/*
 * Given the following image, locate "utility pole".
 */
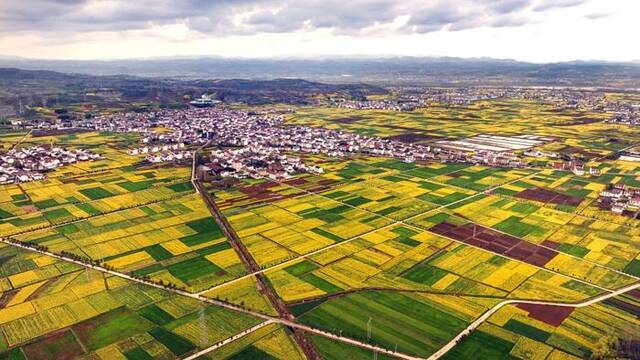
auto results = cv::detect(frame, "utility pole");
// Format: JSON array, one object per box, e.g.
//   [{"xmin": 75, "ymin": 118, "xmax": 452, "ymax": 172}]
[
  {"xmin": 367, "ymin": 317, "xmax": 372, "ymax": 341},
  {"xmin": 199, "ymin": 302, "xmax": 207, "ymax": 348}
]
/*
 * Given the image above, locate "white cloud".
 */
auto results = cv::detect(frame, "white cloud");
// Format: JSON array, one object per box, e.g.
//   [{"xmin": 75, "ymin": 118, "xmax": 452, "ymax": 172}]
[{"xmin": 0, "ymin": 0, "xmax": 636, "ymax": 62}]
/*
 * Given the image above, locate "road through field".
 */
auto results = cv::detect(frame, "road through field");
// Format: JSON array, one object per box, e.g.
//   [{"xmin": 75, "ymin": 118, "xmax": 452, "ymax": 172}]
[
  {"xmin": 195, "ymin": 179, "xmax": 323, "ymax": 360},
  {"xmin": 269, "ymin": 169, "xmax": 627, "ymax": 292},
  {"xmin": 182, "ymin": 320, "xmax": 274, "ymax": 360},
  {"xmin": 0, "ymin": 238, "xmax": 421, "ymax": 360},
  {"xmin": 3, "ymin": 230, "xmax": 639, "ymax": 360},
  {"xmin": 194, "ymin": 167, "xmax": 548, "ymax": 296},
  {"xmin": 428, "ymin": 281, "xmax": 640, "ymax": 360}
]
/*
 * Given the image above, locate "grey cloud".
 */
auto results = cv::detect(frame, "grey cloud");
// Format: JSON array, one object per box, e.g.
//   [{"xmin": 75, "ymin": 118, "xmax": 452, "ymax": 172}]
[
  {"xmin": 533, "ymin": 0, "xmax": 587, "ymax": 12},
  {"xmin": 584, "ymin": 12, "xmax": 612, "ymax": 20},
  {"xmin": 0, "ymin": 0, "xmax": 592, "ymax": 36}
]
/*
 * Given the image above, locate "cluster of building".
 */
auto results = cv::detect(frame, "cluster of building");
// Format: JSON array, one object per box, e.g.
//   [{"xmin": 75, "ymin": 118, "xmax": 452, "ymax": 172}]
[
  {"xmin": 551, "ymin": 160, "xmax": 601, "ymax": 177},
  {"xmin": 20, "ymin": 100, "xmax": 628, "ymax": 182},
  {"xmin": 326, "ymin": 87, "xmax": 633, "ymax": 116},
  {"xmin": 73, "ymin": 107, "xmax": 568, "ymax": 178},
  {"xmin": 599, "ymin": 184, "xmax": 640, "ymax": 216},
  {"xmin": 605, "ymin": 103, "xmax": 640, "ymax": 126},
  {"xmin": 330, "ymin": 98, "xmax": 424, "ymax": 111},
  {"xmin": 618, "ymin": 149, "xmax": 640, "ymax": 162},
  {"xmin": 146, "ymin": 151, "xmax": 192, "ymax": 163},
  {"xmin": 82, "ymin": 111, "xmax": 158, "ymax": 134},
  {"xmin": 205, "ymin": 146, "xmax": 323, "ymax": 180},
  {"xmin": 126, "ymin": 143, "xmax": 191, "ymax": 163},
  {"xmin": 422, "ymin": 88, "xmax": 507, "ymax": 105},
  {"xmin": 0, "ymin": 146, "xmax": 101, "ymax": 184}
]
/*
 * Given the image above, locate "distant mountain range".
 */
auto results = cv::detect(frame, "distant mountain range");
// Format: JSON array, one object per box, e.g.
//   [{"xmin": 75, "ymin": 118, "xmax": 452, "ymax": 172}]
[
  {"xmin": 1, "ymin": 56, "xmax": 639, "ymax": 87},
  {"xmin": 0, "ymin": 68, "xmax": 386, "ymax": 115}
]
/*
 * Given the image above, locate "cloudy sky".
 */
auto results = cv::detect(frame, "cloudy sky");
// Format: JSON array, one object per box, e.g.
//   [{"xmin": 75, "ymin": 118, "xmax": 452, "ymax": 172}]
[{"xmin": 0, "ymin": 0, "xmax": 637, "ymax": 62}]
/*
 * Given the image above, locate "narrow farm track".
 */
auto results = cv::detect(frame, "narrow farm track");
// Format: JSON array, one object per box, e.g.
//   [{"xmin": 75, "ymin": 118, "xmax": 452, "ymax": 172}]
[
  {"xmin": 194, "ymin": 169, "xmax": 549, "ymax": 296},
  {"xmin": 2, "ymin": 188, "xmax": 193, "ymax": 239},
  {"xmin": 9, "ymin": 129, "xmax": 32, "ymax": 151},
  {"xmin": 195, "ymin": 180, "xmax": 322, "ymax": 360},
  {"xmin": 182, "ymin": 320, "xmax": 275, "ymax": 360},
  {"xmin": 2, "ymin": 188, "xmax": 638, "ymax": 360},
  {"xmin": 0, "ymin": 238, "xmax": 421, "ymax": 360},
  {"xmin": 287, "ymin": 286, "xmax": 507, "ymax": 308},
  {"xmin": 428, "ymin": 281, "xmax": 640, "ymax": 360},
  {"xmin": 0, "ymin": 177, "xmax": 192, "ymax": 225},
  {"xmin": 269, "ymin": 170, "xmax": 631, "ymax": 292}
]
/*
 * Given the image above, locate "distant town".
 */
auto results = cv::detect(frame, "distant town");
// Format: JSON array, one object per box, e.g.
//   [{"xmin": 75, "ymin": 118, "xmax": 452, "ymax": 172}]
[{"xmin": 3, "ymin": 86, "xmax": 638, "ymax": 185}]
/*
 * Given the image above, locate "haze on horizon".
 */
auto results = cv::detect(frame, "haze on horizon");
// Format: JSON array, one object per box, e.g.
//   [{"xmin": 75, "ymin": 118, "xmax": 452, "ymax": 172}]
[{"xmin": 0, "ymin": 0, "xmax": 637, "ymax": 63}]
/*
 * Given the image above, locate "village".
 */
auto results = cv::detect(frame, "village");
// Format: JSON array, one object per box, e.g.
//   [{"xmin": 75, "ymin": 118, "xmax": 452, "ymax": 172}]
[
  {"xmin": 599, "ymin": 183, "xmax": 640, "ymax": 218},
  {"xmin": 0, "ymin": 145, "xmax": 101, "ymax": 184},
  {"xmin": 19, "ymin": 105, "xmax": 604, "ymax": 181},
  {"xmin": 69, "ymin": 107, "xmax": 591, "ymax": 180},
  {"xmin": 8, "ymin": 94, "xmax": 627, "ymax": 183}
]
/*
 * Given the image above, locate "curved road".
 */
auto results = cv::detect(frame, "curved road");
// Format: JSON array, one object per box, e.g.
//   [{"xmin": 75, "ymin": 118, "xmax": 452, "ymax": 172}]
[
  {"xmin": 3, "ymin": 238, "xmax": 638, "ymax": 360},
  {"xmin": 0, "ymin": 238, "xmax": 419, "ymax": 360},
  {"xmin": 428, "ymin": 281, "xmax": 640, "ymax": 360}
]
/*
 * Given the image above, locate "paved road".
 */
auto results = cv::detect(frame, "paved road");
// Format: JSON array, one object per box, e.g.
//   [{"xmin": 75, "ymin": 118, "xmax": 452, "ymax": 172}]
[
  {"xmin": 191, "ymin": 150, "xmax": 200, "ymax": 194},
  {"xmin": 271, "ymin": 169, "xmax": 626, "ymax": 292},
  {"xmin": 195, "ymin": 180, "xmax": 322, "ymax": 360},
  {"xmin": 427, "ymin": 281, "xmax": 640, "ymax": 360},
  {"xmin": 9, "ymin": 129, "xmax": 32, "ymax": 151},
  {"xmin": 0, "ymin": 238, "xmax": 418, "ymax": 360},
  {"xmin": 183, "ymin": 320, "xmax": 274, "ymax": 360},
  {"xmin": 6, "ymin": 236, "xmax": 636, "ymax": 360},
  {"xmin": 195, "ymin": 168, "xmax": 546, "ymax": 296}
]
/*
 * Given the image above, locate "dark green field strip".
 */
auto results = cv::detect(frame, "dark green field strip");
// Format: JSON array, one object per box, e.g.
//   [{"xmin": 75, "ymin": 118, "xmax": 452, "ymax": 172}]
[
  {"xmin": 300, "ymin": 273, "xmax": 344, "ymax": 294},
  {"xmin": 310, "ymin": 228, "xmax": 344, "ymax": 242},
  {"xmin": 441, "ymin": 331, "xmax": 517, "ymax": 360},
  {"xmin": 403, "ymin": 264, "xmax": 449, "ymax": 286},
  {"xmin": 310, "ymin": 334, "xmax": 396, "ymax": 360},
  {"xmin": 166, "ymin": 256, "xmax": 225, "ymax": 283},
  {"xmin": 123, "ymin": 347, "xmax": 154, "ymax": 360},
  {"xmin": 284, "ymin": 260, "xmax": 319, "ymax": 277},
  {"xmin": 149, "ymin": 328, "xmax": 196, "ymax": 356},
  {"xmin": 0, "ymin": 348, "xmax": 26, "ymax": 360},
  {"xmin": 503, "ymin": 319, "xmax": 551, "ymax": 342},
  {"xmin": 72, "ymin": 307, "xmax": 155, "ymax": 351},
  {"xmin": 334, "ymin": 162, "xmax": 387, "ymax": 180},
  {"xmin": 180, "ymin": 217, "xmax": 225, "ymax": 247},
  {"xmin": 137, "ymin": 304, "xmax": 175, "ymax": 326},
  {"xmin": 300, "ymin": 291, "xmax": 469, "ymax": 357},
  {"xmin": 145, "ymin": 244, "xmax": 174, "ymax": 261},
  {"xmin": 291, "ymin": 299, "xmax": 327, "ymax": 317},
  {"xmin": 79, "ymin": 187, "xmax": 114, "ymax": 200},
  {"xmin": 624, "ymin": 259, "xmax": 640, "ymax": 277},
  {"xmin": 419, "ymin": 191, "xmax": 470, "ymax": 206},
  {"xmin": 167, "ymin": 181, "xmax": 193, "ymax": 192},
  {"xmin": 228, "ymin": 345, "xmax": 276, "ymax": 360},
  {"xmin": 493, "ymin": 216, "xmax": 546, "ymax": 238},
  {"xmin": 196, "ymin": 241, "xmax": 232, "ymax": 256},
  {"xmin": 33, "ymin": 199, "xmax": 59, "ymax": 210}
]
